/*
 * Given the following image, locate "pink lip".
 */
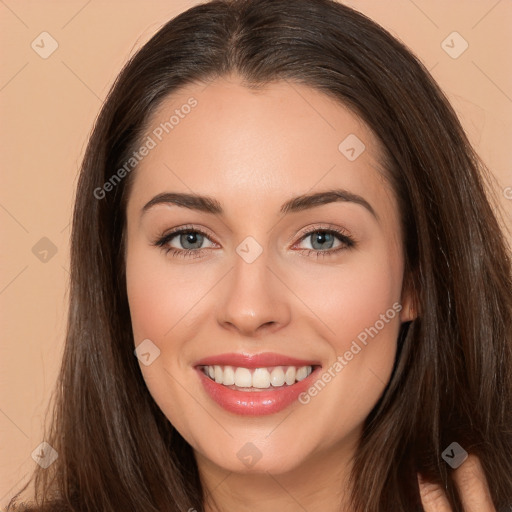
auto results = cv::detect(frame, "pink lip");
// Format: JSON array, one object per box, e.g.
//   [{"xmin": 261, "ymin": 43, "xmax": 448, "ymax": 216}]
[
  {"xmin": 193, "ymin": 352, "xmax": 322, "ymax": 416},
  {"xmin": 194, "ymin": 352, "xmax": 321, "ymax": 368}
]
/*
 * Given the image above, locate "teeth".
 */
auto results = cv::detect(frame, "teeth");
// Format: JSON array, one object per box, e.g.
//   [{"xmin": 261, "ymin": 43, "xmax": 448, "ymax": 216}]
[
  {"xmin": 285, "ymin": 366, "xmax": 295, "ymax": 385},
  {"xmin": 201, "ymin": 365, "xmax": 314, "ymax": 389},
  {"xmin": 270, "ymin": 367, "xmax": 285, "ymax": 386},
  {"xmin": 252, "ymin": 368, "xmax": 271, "ymax": 388},
  {"xmin": 234, "ymin": 367, "xmax": 252, "ymax": 387},
  {"xmin": 223, "ymin": 365, "xmax": 235, "ymax": 385},
  {"xmin": 295, "ymin": 366, "xmax": 309, "ymax": 381}
]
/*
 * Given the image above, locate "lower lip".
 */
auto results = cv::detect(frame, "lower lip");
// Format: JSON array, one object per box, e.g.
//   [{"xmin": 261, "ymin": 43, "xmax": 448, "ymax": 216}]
[{"xmin": 195, "ymin": 367, "xmax": 321, "ymax": 416}]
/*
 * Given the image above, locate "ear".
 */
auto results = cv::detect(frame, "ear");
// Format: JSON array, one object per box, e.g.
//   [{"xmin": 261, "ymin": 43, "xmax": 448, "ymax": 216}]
[{"xmin": 400, "ymin": 273, "xmax": 419, "ymax": 323}]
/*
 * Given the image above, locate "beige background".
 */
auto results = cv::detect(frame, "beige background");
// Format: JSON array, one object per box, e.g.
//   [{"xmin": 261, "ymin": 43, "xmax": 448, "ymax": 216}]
[{"xmin": 1, "ymin": 0, "xmax": 511, "ymax": 506}]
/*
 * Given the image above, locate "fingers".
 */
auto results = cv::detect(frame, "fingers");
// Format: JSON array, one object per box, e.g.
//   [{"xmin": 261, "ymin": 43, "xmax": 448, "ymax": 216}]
[
  {"xmin": 418, "ymin": 473, "xmax": 451, "ymax": 512},
  {"xmin": 418, "ymin": 454, "xmax": 496, "ymax": 512},
  {"xmin": 452, "ymin": 454, "xmax": 495, "ymax": 512}
]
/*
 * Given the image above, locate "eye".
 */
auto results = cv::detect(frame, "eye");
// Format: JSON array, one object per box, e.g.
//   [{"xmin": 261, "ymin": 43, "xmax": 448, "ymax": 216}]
[
  {"xmin": 152, "ymin": 225, "xmax": 216, "ymax": 258},
  {"xmin": 152, "ymin": 224, "xmax": 356, "ymax": 259},
  {"xmin": 293, "ymin": 225, "xmax": 356, "ymax": 258}
]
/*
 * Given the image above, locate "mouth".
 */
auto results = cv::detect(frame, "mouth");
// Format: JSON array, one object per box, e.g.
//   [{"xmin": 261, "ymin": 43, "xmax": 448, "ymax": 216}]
[
  {"xmin": 193, "ymin": 353, "xmax": 322, "ymax": 416},
  {"xmin": 198, "ymin": 364, "xmax": 319, "ymax": 391}
]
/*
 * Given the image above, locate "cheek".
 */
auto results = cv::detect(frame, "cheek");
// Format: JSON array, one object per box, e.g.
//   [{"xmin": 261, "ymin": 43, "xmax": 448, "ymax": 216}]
[
  {"xmin": 294, "ymin": 243, "xmax": 404, "ymax": 435},
  {"xmin": 125, "ymin": 248, "xmax": 206, "ymax": 434},
  {"xmin": 125, "ymin": 245, "xmax": 208, "ymax": 342},
  {"xmin": 126, "ymin": 259, "xmax": 170, "ymax": 342},
  {"xmin": 296, "ymin": 244, "xmax": 403, "ymax": 352}
]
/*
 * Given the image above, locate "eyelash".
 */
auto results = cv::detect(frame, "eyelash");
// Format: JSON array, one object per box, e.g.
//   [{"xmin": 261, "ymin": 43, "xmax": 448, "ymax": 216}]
[{"xmin": 152, "ymin": 224, "xmax": 357, "ymax": 260}]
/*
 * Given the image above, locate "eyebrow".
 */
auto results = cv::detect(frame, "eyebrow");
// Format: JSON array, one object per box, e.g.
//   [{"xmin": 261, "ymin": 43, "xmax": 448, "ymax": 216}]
[{"xmin": 141, "ymin": 189, "xmax": 378, "ymax": 221}]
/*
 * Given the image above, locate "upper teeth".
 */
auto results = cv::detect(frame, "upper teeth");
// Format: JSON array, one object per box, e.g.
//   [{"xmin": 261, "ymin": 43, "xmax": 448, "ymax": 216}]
[{"xmin": 202, "ymin": 365, "xmax": 313, "ymax": 388}]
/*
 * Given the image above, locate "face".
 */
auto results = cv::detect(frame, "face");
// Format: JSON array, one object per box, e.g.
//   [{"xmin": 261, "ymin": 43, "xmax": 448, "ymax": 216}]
[{"xmin": 124, "ymin": 75, "xmax": 414, "ymax": 477}]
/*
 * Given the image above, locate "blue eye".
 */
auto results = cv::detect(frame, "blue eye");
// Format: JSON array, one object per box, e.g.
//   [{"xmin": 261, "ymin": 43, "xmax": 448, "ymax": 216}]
[
  {"xmin": 293, "ymin": 227, "xmax": 356, "ymax": 259},
  {"xmin": 173, "ymin": 231, "xmax": 206, "ymax": 250},
  {"xmin": 301, "ymin": 231, "xmax": 345, "ymax": 250},
  {"xmin": 153, "ymin": 225, "xmax": 356, "ymax": 259},
  {"xmin": 153, "ymin": 226, "xmax": 215, "ymax": 258}
]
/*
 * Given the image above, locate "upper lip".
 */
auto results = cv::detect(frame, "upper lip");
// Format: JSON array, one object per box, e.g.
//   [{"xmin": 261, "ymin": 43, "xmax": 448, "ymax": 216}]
[{"xmin": 194, "ymin": 352, "xmax": 321, "ymax": 369}]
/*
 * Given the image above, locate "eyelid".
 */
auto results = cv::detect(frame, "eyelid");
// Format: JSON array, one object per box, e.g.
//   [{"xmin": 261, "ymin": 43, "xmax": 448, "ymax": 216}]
[
  {"xmin": 291, "ymin": 223, "xmax": 355, "ymax": 246},
  {"xmin": 152, "ymin": 224, "xmax": 219, "ymax": 248},
  {"xmin": 153, "ymin": 222, "xmax": 356, "ymax": 255}
]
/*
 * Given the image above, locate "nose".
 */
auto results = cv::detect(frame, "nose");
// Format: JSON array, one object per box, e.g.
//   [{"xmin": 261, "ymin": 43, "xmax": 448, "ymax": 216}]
[{"xmin": 216, "ymin": 249, "xmax": 292, "ymax": 337}]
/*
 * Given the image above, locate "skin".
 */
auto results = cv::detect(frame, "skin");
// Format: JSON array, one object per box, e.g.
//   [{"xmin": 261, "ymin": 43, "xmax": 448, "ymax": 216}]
[
  {"xmin": 124, "ymin": 75, "xmax": 495, "ymax": 511},
  {"xmin": 419, "ymin": 455, "xmax": 495, "ymax": 511}
]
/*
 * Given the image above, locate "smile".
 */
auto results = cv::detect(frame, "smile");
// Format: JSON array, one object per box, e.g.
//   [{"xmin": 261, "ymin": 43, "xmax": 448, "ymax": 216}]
[
  {"xmin": 194, "ymin": 352, "xmax": 322, "ymax": 416},
  {"xmin": 199, "ymin": 364, "xmax": 314, "ymax": 390}
]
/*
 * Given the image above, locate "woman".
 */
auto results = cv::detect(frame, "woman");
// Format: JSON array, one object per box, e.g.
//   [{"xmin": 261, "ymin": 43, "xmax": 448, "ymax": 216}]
[{"xmin": 8, "ymin": 0, "xmax": 512, "ymax": 510}]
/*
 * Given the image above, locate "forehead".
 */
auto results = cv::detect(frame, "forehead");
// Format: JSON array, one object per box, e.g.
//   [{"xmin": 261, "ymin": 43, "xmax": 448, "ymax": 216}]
[{"xmin": 127, "ymin": 76, "xmax": 396, "ymax": 224}]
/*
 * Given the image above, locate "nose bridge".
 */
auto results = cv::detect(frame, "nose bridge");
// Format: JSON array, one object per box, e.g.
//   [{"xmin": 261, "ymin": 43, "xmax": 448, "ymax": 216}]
[{"xmin": 217, "ymin": 239, "xmax": 291, "ymax": 335}]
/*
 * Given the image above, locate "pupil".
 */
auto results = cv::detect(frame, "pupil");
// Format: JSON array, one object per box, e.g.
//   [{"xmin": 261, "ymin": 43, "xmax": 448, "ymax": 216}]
[
  {"xmin": 313, "ymin": 232, "xmax": 333, "ymax": 250},
  {"xmin": 182, "ymin": 232, "xmax": 202, "ymax": 249}
]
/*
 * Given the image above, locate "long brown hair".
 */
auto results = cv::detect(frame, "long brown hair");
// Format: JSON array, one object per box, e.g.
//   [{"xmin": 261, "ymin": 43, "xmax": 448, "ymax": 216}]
[{"xmin": 8, "ymin": 0, "xmax": 512, "ymax": 510}]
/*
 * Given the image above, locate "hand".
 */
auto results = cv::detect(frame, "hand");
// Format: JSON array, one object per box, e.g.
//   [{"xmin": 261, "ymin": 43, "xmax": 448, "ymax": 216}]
[{"xmin": 418, "ymin": 454, "xmax": 496, "ymax": 511}]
